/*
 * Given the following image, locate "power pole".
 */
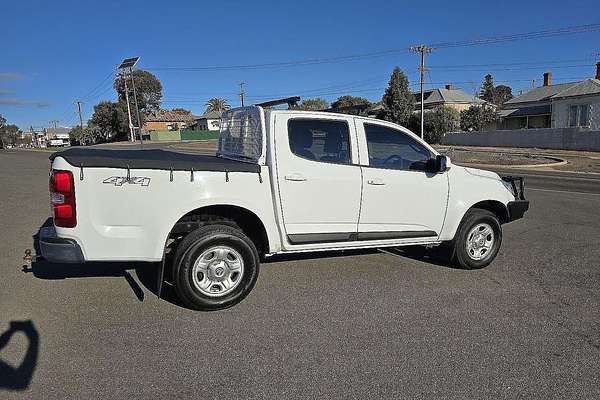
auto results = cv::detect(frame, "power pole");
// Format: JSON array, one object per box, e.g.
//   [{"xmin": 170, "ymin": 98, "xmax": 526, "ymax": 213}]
[
  {"xmin": 239, "ymin": 81, "xmax": 246, "ymax": 107},
  {"xmin": 409, "ymin": 45, "xmax": 434, "ymax": 140},
  {"xmin": 76, "ymin": 101, "xmax": 84, "ymax": 131},
  {"xmin": 122, "ymin": 71, "xmax": 134, "ymax": 142},
  {"xmin": 129, "ymin": 68, "xmax": 143, "ymax": 146}
]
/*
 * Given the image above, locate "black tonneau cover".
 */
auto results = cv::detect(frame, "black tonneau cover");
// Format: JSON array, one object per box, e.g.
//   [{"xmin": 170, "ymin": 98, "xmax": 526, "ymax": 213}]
[{"xmin": 49, "ymin": 148, "xmax": 260, "ymax": 173}]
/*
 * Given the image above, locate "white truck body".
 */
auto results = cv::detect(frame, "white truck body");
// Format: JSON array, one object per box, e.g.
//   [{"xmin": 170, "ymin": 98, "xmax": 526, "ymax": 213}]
[{"xmin": 44, "ymin": 107, "xmax": 526, "ymax": 263}]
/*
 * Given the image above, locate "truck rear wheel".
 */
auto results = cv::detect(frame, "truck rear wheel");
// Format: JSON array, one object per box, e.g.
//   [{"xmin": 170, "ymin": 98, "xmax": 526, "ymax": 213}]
[
  {"xmin": 173, "ymin": 224, "xmax": 260, "ymax": 310},
  {"xmin": 453, "ymin": 208, "xmax": 502, "ymax": 270}
]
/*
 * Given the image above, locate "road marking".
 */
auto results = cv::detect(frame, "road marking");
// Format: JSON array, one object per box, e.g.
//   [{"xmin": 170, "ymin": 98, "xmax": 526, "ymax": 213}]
[{"xmin": 529, "ymin": 188, "xmax": 600, "ymax": 196}]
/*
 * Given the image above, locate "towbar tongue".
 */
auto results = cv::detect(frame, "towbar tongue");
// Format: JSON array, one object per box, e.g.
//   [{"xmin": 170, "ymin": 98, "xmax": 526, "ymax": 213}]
[{"xmin": 502, "ymin": 176, "xmax": 526, "ymax": 200}]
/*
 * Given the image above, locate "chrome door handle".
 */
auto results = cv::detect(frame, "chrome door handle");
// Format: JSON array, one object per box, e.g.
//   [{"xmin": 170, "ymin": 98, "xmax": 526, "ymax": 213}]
[
  {"xmin": 367, "ymin": 178, "xmax": 385, "ymax": 185},
  {"xmin": 285, "ymin": 173, "xmax": 307, "ymax": 181}
]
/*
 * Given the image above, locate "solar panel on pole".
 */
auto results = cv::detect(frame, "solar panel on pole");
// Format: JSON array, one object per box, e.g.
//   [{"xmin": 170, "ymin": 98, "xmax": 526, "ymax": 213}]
[{"xmin": 118, "ymin": 57, "xmax": 139, "ymax": 70}]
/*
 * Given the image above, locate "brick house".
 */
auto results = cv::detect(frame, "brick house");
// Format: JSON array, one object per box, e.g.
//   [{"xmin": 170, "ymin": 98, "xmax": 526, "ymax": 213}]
[{"xmin": 144, "ymin": 111, "xmax": 198, "ymax": 132}]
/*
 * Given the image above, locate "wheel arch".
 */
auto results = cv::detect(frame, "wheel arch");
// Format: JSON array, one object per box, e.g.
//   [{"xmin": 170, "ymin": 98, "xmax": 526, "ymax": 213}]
[
  {"xmin": 441, "ymin": 199, "xmax": 510, "ymax": 242},
  {"xmin": 167, "ymin": 204, "xmax": 270, "ymax": 256},
  {"xmin": 469, "ymin": 200, "xmax": 510, "ymax": 224}
]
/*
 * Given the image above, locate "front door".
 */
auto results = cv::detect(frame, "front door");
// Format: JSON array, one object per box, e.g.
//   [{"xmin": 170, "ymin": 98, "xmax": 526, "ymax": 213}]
[
  {"xmin": 356, "ymin": 121, "xmax": 448, "ymax": 239},
  {"xmin": 275, "ymin": 114, "xmax": 362, "ymax": 244}
]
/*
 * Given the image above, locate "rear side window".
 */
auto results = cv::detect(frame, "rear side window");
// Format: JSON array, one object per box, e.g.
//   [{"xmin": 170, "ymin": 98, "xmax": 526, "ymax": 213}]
[
  {"xmin": 288, "ymin": 119, "xmax": 351, "ymax": 164},
  {"xmin": 364, "ymin": 123, "xmax": 432, "ymax": 171}
]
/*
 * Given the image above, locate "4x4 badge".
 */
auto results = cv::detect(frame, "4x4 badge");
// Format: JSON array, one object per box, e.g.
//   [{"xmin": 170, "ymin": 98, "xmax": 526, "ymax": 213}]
[{"xmin": 102, "ymin": 176, "xmax": 151, "ymax": 187}]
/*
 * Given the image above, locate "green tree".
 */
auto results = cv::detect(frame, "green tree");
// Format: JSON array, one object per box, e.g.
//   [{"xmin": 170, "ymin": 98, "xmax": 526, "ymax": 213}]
[
  {"xmin": 0, "ymin": 115, "xmax": 5, "ymax": 147},
  {"xmin": 292, "ymin": 98, "xmax": 329, "ymax": 111},
  {"xmin": 0, "ymin": 117, "xmax": 21, "ymax": 146},
  {"xmin": 479, "ymin": 75, "xmax": 514, "ymax": 106},
  {"xmin": 205, "ymin": 98, "xmax": 230, "ymax": 114},
  {"xmin": 460, "ymin": 104, "xmax": 500, "ymax": 132},
  {"xmin": 89, "ymin": 101, "xmax": 129, "ymax": 141},
  {"xmin": 68, "ymin": 125, "xmax": 98, "ymax": 145},
  {"xmin": 381, "ymin": 66, "xmax": 413, "ymax": 126},
  {"xmin": 480, "ymin": 74, "xmax": 495, "ymax": 103},
  {"xmin": 331, "ymin": 95, "xmax": 372, "ymax": 114},
  {"xmin": 493, "ymin": 84, "xmax": 513, "ymax": 106},
  {"xmin": 114, "ymin": 70, "xmax": 163, "ymax": 121},
  {"xmin": 409, "ymin": 106, "xmax": 460, "ymax": 143}
]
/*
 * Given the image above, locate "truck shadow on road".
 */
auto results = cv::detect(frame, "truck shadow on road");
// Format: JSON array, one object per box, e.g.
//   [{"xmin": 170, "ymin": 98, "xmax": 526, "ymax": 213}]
[
  {"xmin": 23, "ymin": 256, "xmax": 189, "ymax": 309},
  {"xmin": 24, "ymin": 220, "xmax": 187, "ymax": 308},
  {"xmin": 265, "ymin": 245, "xmax": 458, "ymax": 269},
  {"xmin": 0, "ymin": 320, "xmax": 39, "ymax": 391},
  {"xmin": 24, "ymin": 219, "xmax": 459, "ymax": 311}
]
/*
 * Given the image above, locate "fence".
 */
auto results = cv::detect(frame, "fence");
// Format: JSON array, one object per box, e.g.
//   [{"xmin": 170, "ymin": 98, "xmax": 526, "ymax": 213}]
[
  {"xmin": 180, "ymin": 130, "xmax": 220, "ymax": 140},
  {"xmin": 149, "ymin": 130, "xmax": 181, "ymax": 141},
  {"xmin": 147, "ymin": 129, "xmax": 219, "ymax": 141},
  {"xmin": 441, "ymin": 127, "xmax": 600, "ymax": 152}
]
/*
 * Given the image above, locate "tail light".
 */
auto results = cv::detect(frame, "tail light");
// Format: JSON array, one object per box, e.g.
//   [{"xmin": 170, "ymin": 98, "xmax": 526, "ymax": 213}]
[{"xmin": 49, "ymin": 170, "xmax": 76, "ymax": 228}]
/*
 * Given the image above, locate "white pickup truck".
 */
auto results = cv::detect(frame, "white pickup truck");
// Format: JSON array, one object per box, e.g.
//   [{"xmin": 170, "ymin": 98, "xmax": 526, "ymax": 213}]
[{"xmin": 40, "ymin": 105, "xmax": 529, "ymax": 310}]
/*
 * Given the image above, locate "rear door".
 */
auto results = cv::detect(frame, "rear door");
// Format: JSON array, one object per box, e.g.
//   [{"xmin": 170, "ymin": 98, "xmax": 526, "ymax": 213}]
[
  {"xmin": 356, "ymin": 120, "xmax": 448, "ymax": 239},
  {"xmin": 274, "ymin": 113, "xmax": 362, "ymax": 244}
]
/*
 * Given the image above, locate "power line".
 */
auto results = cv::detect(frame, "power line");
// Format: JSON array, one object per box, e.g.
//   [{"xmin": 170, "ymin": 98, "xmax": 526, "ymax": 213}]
[
  {"xmin": 145, "ymin": 49, "xmax": 407, "ymax": 72},
  {"xmin": 80, "ymin": 71, "xmax": 115, "ymax": 102},
  {"xmin": 431, "ymin": 64, "xmax": 593, "ymax": 72},
  {"xmin": 159, "ymin": 74, "xmax": 593, "ymax": 109},
  {"xmin": 429, "ymin": 23, "xmax": 600, "ymax": 49},
  {"xmin": 143, "ymin": 23, "xmax": 600, "ymax": 74},
  {"xmin": 50, "ymin": 70, "xmax": 116, "ymax": 128},
  {"xmin": 163, "ymin": 76, "xmax": 395, "ymax": 101},
  {"xmin": 429, "ymin": 57, "xmax": 594, "ymax": 69}
]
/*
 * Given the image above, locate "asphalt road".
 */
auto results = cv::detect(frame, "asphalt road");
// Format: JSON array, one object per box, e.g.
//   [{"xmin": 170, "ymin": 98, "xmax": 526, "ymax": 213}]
[{"xmin": 1, "ymin": 149, "xmax": 599, "ymax": 399}]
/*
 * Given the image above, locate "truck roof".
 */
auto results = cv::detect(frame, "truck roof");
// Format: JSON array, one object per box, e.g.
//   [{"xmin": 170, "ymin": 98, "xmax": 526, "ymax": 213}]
[{"xmin": 262, "ymin": 107, "xmax": 407, "ymax": 129}]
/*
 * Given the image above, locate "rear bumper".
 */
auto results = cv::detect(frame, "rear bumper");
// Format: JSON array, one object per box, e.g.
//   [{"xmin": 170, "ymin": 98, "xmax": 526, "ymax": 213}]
[
  {"xmin": 507, "ymin": 200, "xmax": 530, "ymax": 222},
  {"xmin": 39, "ymin": 226, "xmax": 85, "ymax": 263}
]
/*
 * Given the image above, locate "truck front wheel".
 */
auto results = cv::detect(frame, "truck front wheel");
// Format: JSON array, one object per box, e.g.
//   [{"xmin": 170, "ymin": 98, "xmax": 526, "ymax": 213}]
[
  {"xmin": 173, "ymin": 224, "xmax": 260, "ymax": 310},
  {"xmin": 453, "ymin": 208, "xmax": 502, "ymax": 270}
]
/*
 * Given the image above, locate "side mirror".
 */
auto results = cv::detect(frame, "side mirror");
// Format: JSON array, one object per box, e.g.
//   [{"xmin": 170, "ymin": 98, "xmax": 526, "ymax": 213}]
[{"xmin": 428, "ymin": 155, "xmax": 450, "ymax": 173}]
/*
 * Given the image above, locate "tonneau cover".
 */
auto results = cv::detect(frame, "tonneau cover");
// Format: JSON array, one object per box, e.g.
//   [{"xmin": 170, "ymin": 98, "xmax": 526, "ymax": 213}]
[{"xmin": 49, "ymin": 148, "xmax": 260, "ymax": 173}]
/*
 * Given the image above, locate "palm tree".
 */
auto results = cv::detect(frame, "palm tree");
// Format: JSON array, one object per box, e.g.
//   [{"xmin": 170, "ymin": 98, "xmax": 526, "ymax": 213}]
[{"xmin": 205, "ymin": 98, "xmax": 230, "ymax": 114}]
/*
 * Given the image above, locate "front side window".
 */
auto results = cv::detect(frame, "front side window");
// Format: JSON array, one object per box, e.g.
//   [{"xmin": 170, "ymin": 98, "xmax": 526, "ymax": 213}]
[
  {"xmin": 288, "ymin": 119, "xmax": 351, "ymax": 164},
  {"xmin": 364, "ymin": 123, "xmax": 432, "ymax": 171},
  {"xmin": 579, "ymin": 105, "xmax": 590, "ymax": 126},
  {"xmin": 569, "ymin": 104, "xmax": 591, "ymax": 127}
]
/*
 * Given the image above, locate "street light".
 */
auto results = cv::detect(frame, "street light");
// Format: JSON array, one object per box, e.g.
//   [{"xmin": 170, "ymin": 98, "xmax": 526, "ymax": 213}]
[{"xmin": 118, "ymin": 57, "xmax": 143, "ymax": 144}]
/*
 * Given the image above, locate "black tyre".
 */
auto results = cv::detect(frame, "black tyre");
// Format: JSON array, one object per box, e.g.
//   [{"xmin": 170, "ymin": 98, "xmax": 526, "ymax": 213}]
[
  {"xmin": 453, "ymin": 208, "xmax": 502, "ymax": 270},
  {"xmin": 173, "ymin": 224, "xmax": 260, "ymax": 311}
]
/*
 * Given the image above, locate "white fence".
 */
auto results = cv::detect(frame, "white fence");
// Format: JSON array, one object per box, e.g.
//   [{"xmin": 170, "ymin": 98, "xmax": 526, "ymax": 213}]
[{"xmin": 441, "ymin": 128, "xmax": 600, "ymax": 152}]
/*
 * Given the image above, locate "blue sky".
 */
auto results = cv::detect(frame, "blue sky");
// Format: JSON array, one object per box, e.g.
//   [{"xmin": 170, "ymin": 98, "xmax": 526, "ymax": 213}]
[{"xmin": 1, "ymin": 0, "xmax": 599, "ymax": 129}]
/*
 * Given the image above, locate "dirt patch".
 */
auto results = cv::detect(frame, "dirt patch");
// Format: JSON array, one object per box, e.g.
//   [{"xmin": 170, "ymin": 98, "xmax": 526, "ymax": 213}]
[
  {"xmin": 438, "ymin": 149, "xmax": 559, "ymax": 166},
  {"xmin": 436, "ymin": 145, "xmax": 600, "ymax": 173}
]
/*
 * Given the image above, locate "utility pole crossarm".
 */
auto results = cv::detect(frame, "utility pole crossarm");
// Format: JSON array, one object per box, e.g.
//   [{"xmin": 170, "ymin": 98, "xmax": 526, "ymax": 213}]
[{"xmin": 409, "ymin": 45, "xmax": 434, "ymax": 141}]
